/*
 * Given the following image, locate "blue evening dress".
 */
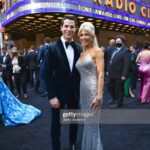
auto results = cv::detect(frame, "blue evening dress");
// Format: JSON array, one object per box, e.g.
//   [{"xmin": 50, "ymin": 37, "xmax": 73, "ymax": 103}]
[{"xmin": 0, "ymin": 77, "xmax": 41, "ymax": 126}]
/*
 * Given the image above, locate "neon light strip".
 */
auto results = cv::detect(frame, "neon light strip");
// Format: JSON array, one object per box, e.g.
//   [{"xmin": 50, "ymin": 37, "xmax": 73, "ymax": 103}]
[{"xmin": 2, "ymin": 0, "xmax": 150, "ymax": 29}]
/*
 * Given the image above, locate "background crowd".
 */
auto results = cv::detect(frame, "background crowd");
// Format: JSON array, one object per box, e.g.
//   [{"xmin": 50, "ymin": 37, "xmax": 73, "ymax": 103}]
[
  {"xmin": 0, "ymin": 37, "xmax": 51, "ymax": 99},
  {"xmin": 0, "ymin": 36, "xmax": 149, "ymax": 105},
  {"xmin": 0, "ymin": 17, "xmax": 150, "ymax": 150}
]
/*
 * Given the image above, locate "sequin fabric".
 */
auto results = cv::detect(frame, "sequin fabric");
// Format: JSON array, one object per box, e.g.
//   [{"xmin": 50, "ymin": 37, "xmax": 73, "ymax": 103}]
[
  {"xmin": 76, "ymin": 53, "xmax": 103, "ymax": 150},
  {"xmin": 0, "ymin": 78, "xmax": 41, "ymax": 126},
  {"xmin": 138, "ymin": 57, "xmax": 150, "ymax": 102}
]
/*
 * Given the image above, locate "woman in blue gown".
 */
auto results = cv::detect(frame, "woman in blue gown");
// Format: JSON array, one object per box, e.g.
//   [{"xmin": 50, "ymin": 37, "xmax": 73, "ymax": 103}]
[{"xmin": 0, "ymin": 77, "xmax": 41, "ymax": 126}]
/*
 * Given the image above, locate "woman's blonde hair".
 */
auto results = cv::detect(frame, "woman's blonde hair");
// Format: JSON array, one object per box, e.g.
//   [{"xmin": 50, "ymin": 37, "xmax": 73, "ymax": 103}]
[{"xmin": 78, "ymin": 22, "xmax": 99, "ymax": 47}]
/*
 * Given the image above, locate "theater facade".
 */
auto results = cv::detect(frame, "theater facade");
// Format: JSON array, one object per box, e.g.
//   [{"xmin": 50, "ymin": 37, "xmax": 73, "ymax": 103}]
[{"xmin": 1, "ymin": 0, "xmax": 150, "ymax": 49}]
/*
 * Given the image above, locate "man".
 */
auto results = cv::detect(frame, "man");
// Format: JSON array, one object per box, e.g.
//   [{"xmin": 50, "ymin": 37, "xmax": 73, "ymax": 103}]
[
  {"xmin": 46, "ymin": 16, "xmax": 82, "ymax": 150},
  {"xmin": 104, "ymin": 37, "xmax": 116, "ymax": 76},
  {"xmin": 0, "ymin": 47, "xmax": 14, "ymax": 92},
  {"xmin": 26, "ymin": 45, "xmax": 38, "ymax": 88},
  {"xmin": 38, "ymin": 37, "xmax": 51, "ymax": 97},
  {"xmin": 106, "ymin": 35, "xmax": 131, "ymax": 108}
]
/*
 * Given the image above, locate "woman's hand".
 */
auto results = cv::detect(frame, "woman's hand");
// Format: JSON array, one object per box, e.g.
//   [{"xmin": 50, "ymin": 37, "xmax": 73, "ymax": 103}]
[{"xmin": 90, "ymin": 98, "xmax": 101, "ymax": 111}]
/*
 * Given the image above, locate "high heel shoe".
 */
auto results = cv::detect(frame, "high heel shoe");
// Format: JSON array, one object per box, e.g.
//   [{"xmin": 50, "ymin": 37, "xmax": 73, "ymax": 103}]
[{"xmin": 129, "ymin": 87, "xmax": 135, "ymax": 98}]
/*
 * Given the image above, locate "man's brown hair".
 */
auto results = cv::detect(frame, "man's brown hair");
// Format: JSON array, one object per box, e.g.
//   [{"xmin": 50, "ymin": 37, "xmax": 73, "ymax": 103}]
[{"xmin": 61, "ymin": 15, "xmax": 77, "ymax": 27}]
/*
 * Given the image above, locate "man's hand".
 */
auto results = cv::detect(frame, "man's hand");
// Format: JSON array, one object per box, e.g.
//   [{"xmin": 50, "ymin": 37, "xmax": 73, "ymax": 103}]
[
  {"xmin": 49, "ymin": 97, "xmax": 60, "ymax": 108},
  {"xmin": 121, "ymin": 76, "xmax": 126, "ymax": 81}
]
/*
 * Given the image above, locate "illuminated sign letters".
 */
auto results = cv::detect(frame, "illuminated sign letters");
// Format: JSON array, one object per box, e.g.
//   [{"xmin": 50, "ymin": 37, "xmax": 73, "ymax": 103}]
[
  {"xmin": 3, "ymin": 0, "xmax": 150, "ymax": 29},
  {"xmin": 94, "ymin": 0, "xmax": 150, "ymax": 19}
]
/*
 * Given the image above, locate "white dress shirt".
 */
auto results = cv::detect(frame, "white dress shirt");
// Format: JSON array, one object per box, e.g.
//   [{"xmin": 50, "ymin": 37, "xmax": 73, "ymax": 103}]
[
  {"xmin": 3, "ymin": 53, "xmax": 8, "ymax": 63},
  {"xmin": 61, "ymin": 36, "xmax": 74, "ymax": 72}
]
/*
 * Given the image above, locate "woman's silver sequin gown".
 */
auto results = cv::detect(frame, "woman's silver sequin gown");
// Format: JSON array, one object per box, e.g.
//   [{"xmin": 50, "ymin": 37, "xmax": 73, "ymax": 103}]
[{"xmin": 76, "ymin": 53, "xmax": 103, "ymax": 150}]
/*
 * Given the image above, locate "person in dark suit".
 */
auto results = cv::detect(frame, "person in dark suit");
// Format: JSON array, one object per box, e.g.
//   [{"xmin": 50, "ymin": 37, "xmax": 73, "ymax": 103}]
[
  {"xmin": 104, "ymin": 37, "xmax": 116, "ymax": 76},
  {"xmin": 11, "ymin": 50, "xmax": 28, "ymax": 99},
  {"xmin": 26, "ymin": 45, "xmax": 38, "ymax": 88},
  {"xmin": 0, "ymin": 47, "xmax": 14, "ymax": 93},
  {"xmin": 106, "ymin": 35, "xmax": 131, "ymax": 108},
  {"xmin": 46, "ymin": 16, "xmax": 82, "ymax": 150},
  {"xmin": 38, "ymin": 37, "xmax": 51, "ymax": 97}
]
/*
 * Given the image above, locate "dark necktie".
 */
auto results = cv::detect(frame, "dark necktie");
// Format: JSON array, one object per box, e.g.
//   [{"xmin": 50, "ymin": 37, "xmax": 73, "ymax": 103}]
[{"xmin": 65, "ymin": 41, "xmax": 74, "ymax": 48}]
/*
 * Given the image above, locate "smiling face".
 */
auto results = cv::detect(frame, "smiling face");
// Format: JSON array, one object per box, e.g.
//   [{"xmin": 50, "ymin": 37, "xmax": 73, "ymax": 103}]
[
  {"xmin": 79, "ymin": 29, "xmax": 93, "ymax": 48},
  {"xmin": 61, "ymin": 19, "xmax": 76, "ymax": 42}
]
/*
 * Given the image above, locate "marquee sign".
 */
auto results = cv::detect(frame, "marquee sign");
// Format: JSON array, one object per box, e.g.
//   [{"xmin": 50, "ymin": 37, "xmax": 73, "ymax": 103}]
[
  {"xmin": 93, "ymin": 0, "xmax": 150, "ymax": 19},
  {"xmin": 2, "ymin": 0, "xmax": 150, "ymax": 29}
]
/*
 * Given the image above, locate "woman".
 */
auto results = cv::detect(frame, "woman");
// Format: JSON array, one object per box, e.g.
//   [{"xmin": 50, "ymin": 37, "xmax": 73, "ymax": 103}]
[
  {"xmin": 11, "ymin": 49, "xmax": 28, "ymax": 98},
  {"xmin": 0, "ymin": 77, "xmax": 41, "ymax": 126},
  {"xmin": 136, "ymin": 41, "xmax": 150, "ymax": 103},
  {"xmin": 124, "ymin": 45, "xmax": 138, "ymax": 98},
  {"xmin": 76, "ymin": 22, "xmax": 104, "ymax": 150}
]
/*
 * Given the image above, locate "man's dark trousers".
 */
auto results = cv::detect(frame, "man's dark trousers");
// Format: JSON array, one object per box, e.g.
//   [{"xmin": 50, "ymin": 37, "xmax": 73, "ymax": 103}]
[{"xmin": 51, "ymin": 88, "xmax": 78, "ymax": 150}]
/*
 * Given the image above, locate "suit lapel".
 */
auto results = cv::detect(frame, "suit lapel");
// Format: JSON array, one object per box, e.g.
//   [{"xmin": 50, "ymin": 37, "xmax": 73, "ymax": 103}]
[
  {"xmin": 72, "ymin": 42, "xmax": 80, "ymax": 69},
  {"xmin": 56, "ymin": 39, "xmax": 71, "ymax": 73},
  {"xmin": 114, "ymin": 46, "xmax": 124, "ymax": 58},
  {"xmin": 56, "ymin": 39, "xmax": 81, "ymax": 73},
  {"xmin": 4, "ymin": 55, "xmax": 9, "ymax": 63}
]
